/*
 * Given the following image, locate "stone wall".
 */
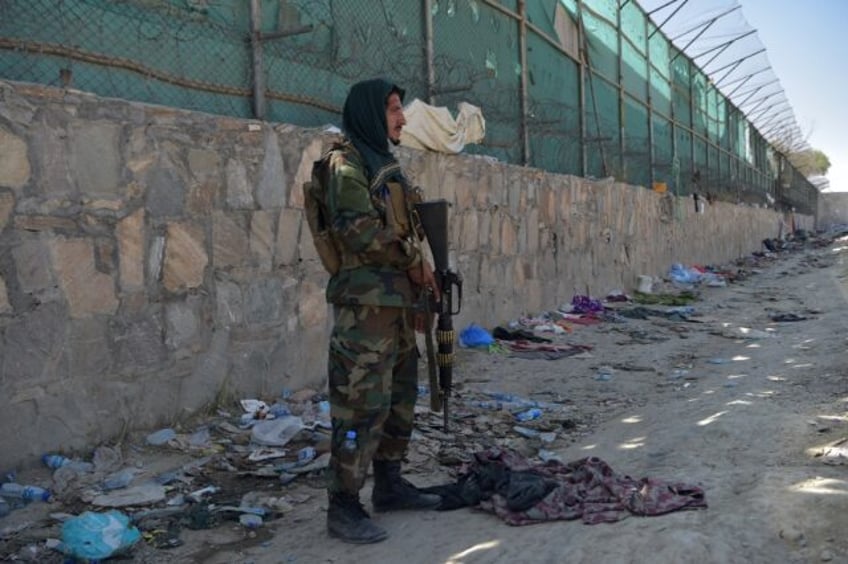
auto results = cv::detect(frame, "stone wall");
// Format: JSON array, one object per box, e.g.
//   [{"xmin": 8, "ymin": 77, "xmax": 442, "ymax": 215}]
[{"xmin": 0, "ymin": 81, "xmax": 811, "ymax": 468}]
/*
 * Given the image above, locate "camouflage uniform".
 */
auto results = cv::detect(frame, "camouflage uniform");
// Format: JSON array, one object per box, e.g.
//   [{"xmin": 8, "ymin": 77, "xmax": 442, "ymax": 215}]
[{"xmin": 324, "ymin": 143, "xmax": 423, "ymax": 496}]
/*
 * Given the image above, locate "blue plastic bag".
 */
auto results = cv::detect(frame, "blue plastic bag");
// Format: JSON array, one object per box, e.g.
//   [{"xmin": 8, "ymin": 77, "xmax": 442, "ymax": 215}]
[
  {"xmin": 669, "ymin": 263, "xmax": 702, "ymax": 284},
  {"xmin": 61, "ymin": 510, "xmax": 141, "ymax": 561},
  {"xmin": 459, "ymin": 323, "xmax": 494, "ymax": 348}
]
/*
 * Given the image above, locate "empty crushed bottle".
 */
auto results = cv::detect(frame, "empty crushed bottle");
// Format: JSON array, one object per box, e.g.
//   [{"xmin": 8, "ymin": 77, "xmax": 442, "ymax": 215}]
[
  {"xmin": 297, "ymin": 446, "xmax": 317, "ymax": 464},
  {"xmin": 470, "ymin": 400, "xmax": 504, "ymax": 410},
  {"xmin": 268, "ymin": 403, "xmax": 291, "ymax": 418},
  {"xmin": 146, "ymin": 428, "xmax": 176, "ymax": 446},
  {"xmin": 0, "ymin": 483, "xmax": 51, "ymax": 502},
  {"xmin": 515, "ymin": 408, "xmax": 542, "ymax": 422},
  {"xmin": 103, "ymin": 468, "xmax": 137, "ymax": 491},
  {"xmin": 341, "ymin": 430, "xmax": 357, "ymax": 453},
  {"xmin": 239, "ymin": 513, "xmax": 263, "ymax": 529},
  {"xmin": 42, "ymin": 454, "xmax": 94, "ymax": 473}
]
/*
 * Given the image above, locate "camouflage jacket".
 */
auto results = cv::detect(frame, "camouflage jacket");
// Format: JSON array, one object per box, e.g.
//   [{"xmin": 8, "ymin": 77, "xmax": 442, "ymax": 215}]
[{"xmin": 324, "ymin": 142, "xmax": 423, "ymax": 307}]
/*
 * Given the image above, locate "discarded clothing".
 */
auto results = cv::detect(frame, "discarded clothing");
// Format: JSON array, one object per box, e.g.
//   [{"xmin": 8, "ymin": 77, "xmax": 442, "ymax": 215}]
[
  {"xmin": 633, "ymin": 291, "xmax": 697, "ymax": 306},
  {"xmin": 618, "ymin": 307, "xmax": 695, "ymax": 322},
  {"xmin": 769, "ymin": 312, "xmax": 807, "ymax": 322},
  {"xmin": 425, "ymin": 448, "xmax": 707, "ymax": 526},
  {"xmin": 500, "ymin": 341, "xmax": 592, "ymax": 360},
  {"xmin": 492, "ymin": 326, "xmax": 552, "ymax": 343},
  {"xmin": 570, "ymin": 295, "xmax": 604, "ymax": 314}
]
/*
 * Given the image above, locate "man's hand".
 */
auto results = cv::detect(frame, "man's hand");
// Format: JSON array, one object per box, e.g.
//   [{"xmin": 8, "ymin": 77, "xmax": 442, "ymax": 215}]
[{"xmin": 407, "ymin": 261, "xmax": 441, "ymax": 302}]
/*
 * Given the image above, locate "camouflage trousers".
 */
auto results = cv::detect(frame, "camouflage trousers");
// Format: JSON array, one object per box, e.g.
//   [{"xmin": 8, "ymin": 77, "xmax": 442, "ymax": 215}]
[{"xmin": 327, "ymin": 304, "xmax": 418, "ymax": 496}]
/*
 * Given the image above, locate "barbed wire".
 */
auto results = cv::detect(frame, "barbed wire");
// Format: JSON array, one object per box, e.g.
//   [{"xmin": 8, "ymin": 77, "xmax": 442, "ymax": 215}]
[{"xmin": 0, "ymin": 0, "xmax": 817, "ymax": 214}]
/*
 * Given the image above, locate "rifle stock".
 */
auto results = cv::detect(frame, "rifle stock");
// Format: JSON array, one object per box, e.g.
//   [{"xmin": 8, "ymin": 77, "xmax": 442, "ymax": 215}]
[{"xmin": 414, "ymin": 200, "xmax": 462, "ymax": 431}]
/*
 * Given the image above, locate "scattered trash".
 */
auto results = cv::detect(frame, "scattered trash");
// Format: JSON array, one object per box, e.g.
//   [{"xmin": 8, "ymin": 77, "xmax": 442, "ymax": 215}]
[
  {"xmin": 186, "ymin": 486, "xmax": 219, "ymax": 503},
  {"xmin": 239, "ymin": 513, "xmax": 263, "ymax": 529},
  {"xmin": 770, "ymin": 312, "xmax": 808, "ymax": 322},
  {"xmin": 248, "ymin": 448, "xmax": 288, "ymax": 462},
  {"xmin": 297, "ymin": 446, "xmax": 317, "ymax": 464},
  {"xmin": 189, "ymin": 427, "xmax": 212, "ymax": 447},
  {"xmin": 715, "ymin": 327, "xmax": 774, "ymax": 340},
  {"xmin": 279, "ymin": 453, "xmax": 331, "ymax": 475},
  {"xmin": 102, "ymin": 468, "xmax": 139, "ymax": 491},
  {"xmin": 513, "ymin": 426, "xmax": 540, "ymax": 439},
  {"xmin": 706, "ymin": 358, "xmax": 730, "ymax": 365},
  {"xmin": 251, "ymin": 416, "xmax": 304, "ymax": 447},
  {"xmin": 146, "ymin": 428, "xmax": 177, "ymax": 446},
  {"xmin": 570, "ymin": 295, "xmax": 604, "ymax": 314},
  {"xmin": 538, "ymin": 450, "xmax": 563, "ymax": 463},
  {"xmin": 92, "ymin": 483, "xmax": 166, "ymax": 508},
  {"xmin": 43, "ymin": 454, "xmax": 94, "ymax": 473},
  {"xmin": 637, "ymin": 275, "xmax": 653, "ymax": 293},
  {"xmin": 669, "ymin": 263, "xmax": 702, "ymax": 285},
  {"xmin": 60, "ymin": 510, "xmax": 141, "ymax": 561},
  {"xmin": 515, "ymin": 408, "xmax": 542, "ymax": 422},
  {"xmin": 459, "ymin": 323, "xmax": 495, "ymax": 348},
  {"xmin": 595, "ymin": 366, "xmax": 614, "ymax": 382},
  {"xmin": 0, "ymin": 482, "xmax": 51, "ymax": 502},
  {"xmin": 93, "ymin": 446, "xmax": 123, "ymax": 474}
]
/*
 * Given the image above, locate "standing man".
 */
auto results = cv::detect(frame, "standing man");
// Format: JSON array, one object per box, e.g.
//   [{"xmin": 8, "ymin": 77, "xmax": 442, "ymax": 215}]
[{"xmin": 323, "ymin": 78, "xmax": 441, "ymax": 544}]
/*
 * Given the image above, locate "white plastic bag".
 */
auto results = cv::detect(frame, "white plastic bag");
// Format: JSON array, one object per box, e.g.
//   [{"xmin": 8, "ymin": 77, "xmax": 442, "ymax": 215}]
[{"xmin": 250, "ymin": 416, "xmax": 304, "ymax": 447}]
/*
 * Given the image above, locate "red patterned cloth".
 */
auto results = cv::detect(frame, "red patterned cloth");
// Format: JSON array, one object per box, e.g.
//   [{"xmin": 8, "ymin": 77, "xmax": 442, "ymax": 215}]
[{"xmin": 444, "ymin": 448, "xmax": 707, "ymax": 526}]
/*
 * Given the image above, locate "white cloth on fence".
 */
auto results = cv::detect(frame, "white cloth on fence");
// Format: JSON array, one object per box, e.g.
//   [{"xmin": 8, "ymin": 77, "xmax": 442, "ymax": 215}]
[{"xmin": 399, "ymin": 98, "xmax": 485, "ymax": 154}]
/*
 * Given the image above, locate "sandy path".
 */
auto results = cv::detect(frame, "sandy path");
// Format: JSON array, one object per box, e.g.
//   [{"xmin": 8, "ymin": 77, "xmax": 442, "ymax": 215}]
[
  {"xmin": 3, "ymin": 241, "xmax": 845, "ymax": 564},
  {"xmin": 218, "ymin": 243, "xmax": 846, "ymax": 564}
]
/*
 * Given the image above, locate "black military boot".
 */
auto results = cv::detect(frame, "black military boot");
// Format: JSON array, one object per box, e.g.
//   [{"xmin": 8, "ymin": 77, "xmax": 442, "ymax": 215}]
[
  {"xmin": 371, "ymin": 460, "xmax": 441, "ymax": 512},
  {"xmin": 327, "ymin": 492, "xmax": 388, "ymax": 544}
]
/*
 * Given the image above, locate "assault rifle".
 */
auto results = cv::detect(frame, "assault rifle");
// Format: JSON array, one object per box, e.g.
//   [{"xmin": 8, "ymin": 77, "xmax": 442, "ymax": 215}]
[{"xmin": 414, "ymin": 200, "xmax": 462, "ymax": 431}]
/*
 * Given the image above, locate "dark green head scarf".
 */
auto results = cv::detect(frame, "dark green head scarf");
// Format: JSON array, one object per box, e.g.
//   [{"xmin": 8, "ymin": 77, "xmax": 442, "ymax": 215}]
[{"xmin": 342, "ymin": 78, "xmax": 406, "ymax": 187}]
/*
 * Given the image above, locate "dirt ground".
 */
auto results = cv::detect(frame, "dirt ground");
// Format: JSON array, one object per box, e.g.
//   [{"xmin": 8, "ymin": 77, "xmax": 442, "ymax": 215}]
[{"xmin": 2, "ymin": 234, "xmax": 847, "ymax": 564}]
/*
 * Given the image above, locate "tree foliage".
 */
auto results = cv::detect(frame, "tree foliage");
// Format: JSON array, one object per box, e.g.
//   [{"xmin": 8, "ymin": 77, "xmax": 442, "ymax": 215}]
[{"xmin": 787, "ymin": 148, "xmax": 831, "ymax": 177}]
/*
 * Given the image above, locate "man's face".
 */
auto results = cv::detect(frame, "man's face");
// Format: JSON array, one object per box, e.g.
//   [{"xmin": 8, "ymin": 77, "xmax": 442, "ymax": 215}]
[{"xmin": 385, "ymin": 92, "xmax": 406, "ymax": 145}]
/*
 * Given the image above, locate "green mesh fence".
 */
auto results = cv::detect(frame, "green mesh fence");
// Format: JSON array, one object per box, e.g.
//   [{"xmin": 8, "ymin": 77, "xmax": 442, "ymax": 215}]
[{"xmin": 0, "ymin": 0, "xmax": 817, "ymax": 214}]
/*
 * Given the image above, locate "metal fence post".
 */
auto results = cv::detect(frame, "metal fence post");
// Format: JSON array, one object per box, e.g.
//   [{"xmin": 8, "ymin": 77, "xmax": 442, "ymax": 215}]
[
  {"xmin": 645, "ymin": 7, "xmax": 655, "ymax": 190},
  {"xmin": 250, "ymin": 0, "xmax": 266, "ymax": 120},
  {"xmin": 577, "ymin": 0, "xmax": 587, "ymax": 176},
  {"xmin": 423, "ymin": 0, "xmax": 435, "ymax": 105},
  {"xmin": 518, "ymin": 0, "xmax": 530, "ymax": 166},
  {"xmin": 616, "ymin": 0, "xmax": 624, "ymax": 179}
]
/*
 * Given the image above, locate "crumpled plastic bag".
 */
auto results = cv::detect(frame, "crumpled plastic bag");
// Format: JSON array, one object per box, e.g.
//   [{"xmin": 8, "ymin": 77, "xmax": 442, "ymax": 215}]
[
  {"xmin": 460, "ymin": 323, "xmax": 495, "ymax": 348},
  {"xmin": 251, "ymin": 415, "xmax": 304, "ymax": 447},
  {"xmin": 61, "ymin": 510, "xmax": 141, "ymax": 561},
  {"xmin": 669, "ymin": 263, "xmax": 703, "ymax": 284}
]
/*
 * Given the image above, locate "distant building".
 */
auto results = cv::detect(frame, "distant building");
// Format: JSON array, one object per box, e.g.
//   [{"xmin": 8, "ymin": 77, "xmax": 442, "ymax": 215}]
[{"xmin": 817, "ymin": 192, "xmax": 848, "ymax": 230}]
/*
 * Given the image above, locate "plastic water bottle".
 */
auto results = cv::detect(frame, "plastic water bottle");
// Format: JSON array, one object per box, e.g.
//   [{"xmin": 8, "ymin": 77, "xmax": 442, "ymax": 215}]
[
  {"xmin": 341, "ymin": 430, "xmax": 357, "ymax": 453},
  {"xmin": 470, "ymin": 400, "xmax": 504, "ymax": 410},
  {"xmin": 42, "ymin": 454, "xmax": 94, "ymax": 473},
  {"xmin": 515, "ymin": 408, "xmax": 543, "ymax": 422},
  {"xmin": 0, "ymin": 497, "xmax": 10, "ymax": 517},
  {"xmin": 239, "ymin": 513, "xmax": 263, "ymax": 529},
  {"xmin": 0, "ymin": 483, "xmax": 51, "ymax": 502}
]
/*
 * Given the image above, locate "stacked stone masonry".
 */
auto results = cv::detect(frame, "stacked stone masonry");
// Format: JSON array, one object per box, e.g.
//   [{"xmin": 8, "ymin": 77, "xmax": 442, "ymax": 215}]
[{"xmin": 0, "ymin": 81, "xmax": 812, "ymax": 468}]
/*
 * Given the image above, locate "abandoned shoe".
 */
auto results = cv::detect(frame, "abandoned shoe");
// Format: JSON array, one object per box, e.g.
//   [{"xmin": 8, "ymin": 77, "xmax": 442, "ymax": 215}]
[
  {"xmin": 327, "ymin": 492, "xmax": 388, "ymax": 544},
  {"xmin": 372, "ymin": 460, "xmax": 441, "ymax": 512}
]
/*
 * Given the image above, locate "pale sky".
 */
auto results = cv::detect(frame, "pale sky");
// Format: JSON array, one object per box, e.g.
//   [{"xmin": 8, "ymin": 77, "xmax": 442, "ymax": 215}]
[{"xmin": 741, "ymin": 0, "xmax": 848, "ymax": 192}]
